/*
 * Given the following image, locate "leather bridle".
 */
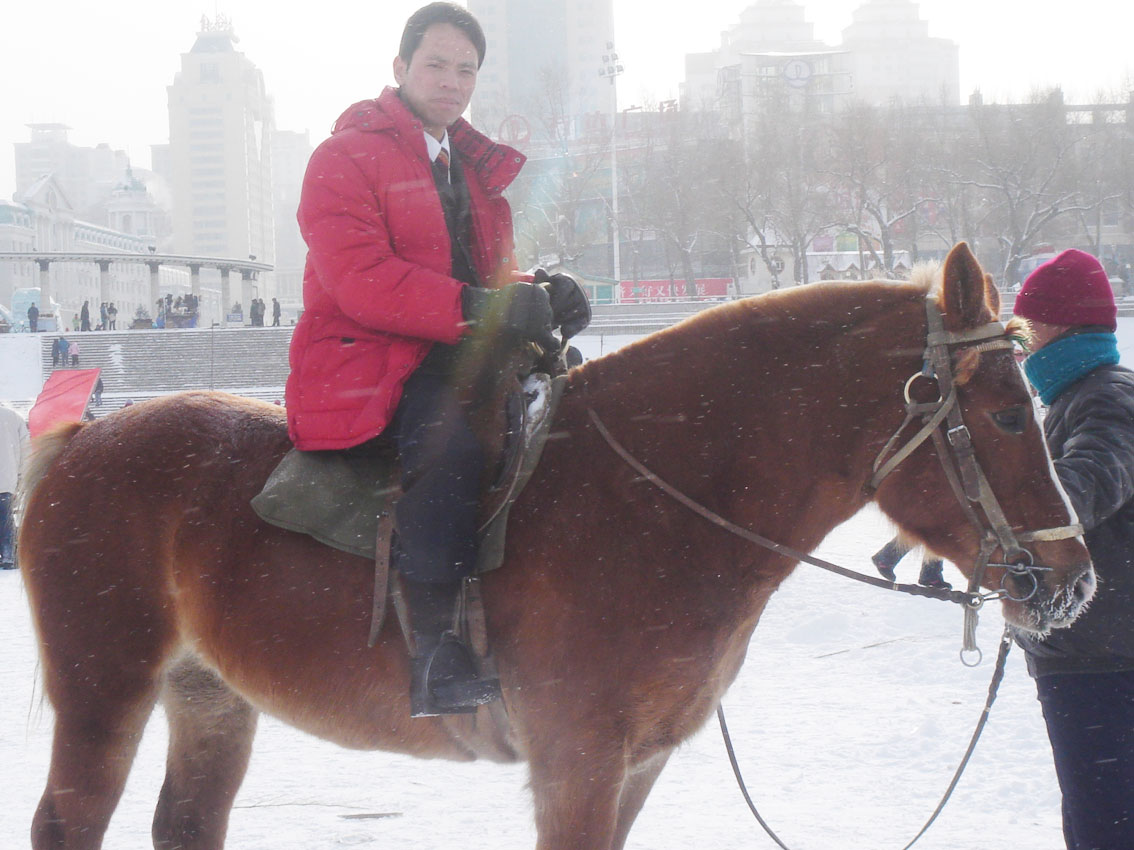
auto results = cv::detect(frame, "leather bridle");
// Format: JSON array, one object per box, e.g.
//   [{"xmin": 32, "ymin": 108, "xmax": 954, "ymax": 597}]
[{"xmin": 866, "ymin": 295, "xmax": 1082, "ymax": 656}]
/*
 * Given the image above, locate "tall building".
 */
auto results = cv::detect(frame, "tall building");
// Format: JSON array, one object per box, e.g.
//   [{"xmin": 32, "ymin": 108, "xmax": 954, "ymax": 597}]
[
  {"xmin": 841, "ymin": 0, "xmax": 959, "ymax": 106},
  {"xmin": 270, "ymin": 129, "xmax": 312, "ymax": 321},
  {"xmin": 684, "ymin": 0, "xmax": 829, "ymax": 110},
  {"xmin": 468, "ymin": 0, "xmax": 616, "ymax": 144},
  {"xmin": 166, "ymin": 14, "xmax": 275, "ymax": 307},
  {"xmin": 14, "ymin": 124, "xmax": 130, "ymax": 219},
  {"xmin": 682, "ymin": 0, "xmax": 958, "ymax": 112}
]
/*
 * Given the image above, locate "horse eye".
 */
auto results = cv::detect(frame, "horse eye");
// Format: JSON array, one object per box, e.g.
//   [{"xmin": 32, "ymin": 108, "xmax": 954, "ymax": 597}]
[{"xmin": 991, "ymin": 406, "xmax": 1028, "ymax": 434}]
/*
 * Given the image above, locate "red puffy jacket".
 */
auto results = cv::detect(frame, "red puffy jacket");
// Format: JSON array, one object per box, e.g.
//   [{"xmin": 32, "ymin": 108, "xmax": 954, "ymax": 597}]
[{"xmin": 285, "ymin": 88, "xmax": 525, "ymax": 450}]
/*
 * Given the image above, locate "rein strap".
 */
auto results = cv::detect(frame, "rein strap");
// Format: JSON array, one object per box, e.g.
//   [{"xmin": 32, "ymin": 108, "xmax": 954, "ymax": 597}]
[{"xmin": 586, "ymin": 407, "xmax": 974, "ymax": 607}]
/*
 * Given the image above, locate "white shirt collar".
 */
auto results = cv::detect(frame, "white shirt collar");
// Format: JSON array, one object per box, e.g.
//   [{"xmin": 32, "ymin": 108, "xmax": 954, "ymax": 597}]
[{"xmin": 424, "ymin": 130, "xmax": 450, "ymax": 163}]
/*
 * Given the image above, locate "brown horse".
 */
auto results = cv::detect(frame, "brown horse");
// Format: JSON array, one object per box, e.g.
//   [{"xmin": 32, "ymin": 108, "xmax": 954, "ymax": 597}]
[{"xmin": 18, "ymin": 243, "xmax": 1093, "ymax": 850}]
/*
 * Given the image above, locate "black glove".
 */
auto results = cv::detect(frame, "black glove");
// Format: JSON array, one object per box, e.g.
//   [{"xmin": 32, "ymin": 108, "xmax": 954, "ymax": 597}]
[
  {"xmin": 532, "ymin": 269, "xmax": 592, "ymax": 340},
  {"xmin": 461, "ymin": 283, "xmax": 559, "ymax": 352}
]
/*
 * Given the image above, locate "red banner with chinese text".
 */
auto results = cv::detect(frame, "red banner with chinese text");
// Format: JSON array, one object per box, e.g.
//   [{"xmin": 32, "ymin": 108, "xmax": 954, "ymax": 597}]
[{"xmin": 618, "ymin": 278, "xmax": 731, "ymax": 303}]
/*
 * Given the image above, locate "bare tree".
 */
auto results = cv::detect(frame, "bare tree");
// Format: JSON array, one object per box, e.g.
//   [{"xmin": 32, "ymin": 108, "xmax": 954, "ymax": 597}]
[
  {"xmin": 745, "ymin": 92, "xmax": 834, "ymax": 284},
  {"xmin": 620, "ymin": 110, "xmax": 735, "ymax": 296},
  {"xmin": 710, "ymin": 139, "xmax": 788, "ymax": 289},
  {"xmin": 824, "ymin": 101, "xmax": 939, "ymax": 274},
  {"xmin": 1070, "ymin": 100, "xmax": 1128, "ymax": 257},
  {"xmin": 507, "ymin": 69, "xmax": 610, "ymax": 271},
  {"xmin": 954, "ymin": 90, "xmax": 1099, "ymax": 285}
]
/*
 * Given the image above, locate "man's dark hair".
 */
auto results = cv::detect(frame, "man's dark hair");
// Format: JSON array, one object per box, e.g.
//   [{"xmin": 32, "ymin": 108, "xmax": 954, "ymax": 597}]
[{"xmin": 399, "ymin": 2, "xmax": 486, "ymax": 68}]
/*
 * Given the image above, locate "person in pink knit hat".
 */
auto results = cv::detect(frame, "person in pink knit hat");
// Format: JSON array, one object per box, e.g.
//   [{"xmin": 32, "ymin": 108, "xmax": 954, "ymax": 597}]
[{"xmin": 1012, "ymin": 248, "xmax": 1133, "ymax": 850}]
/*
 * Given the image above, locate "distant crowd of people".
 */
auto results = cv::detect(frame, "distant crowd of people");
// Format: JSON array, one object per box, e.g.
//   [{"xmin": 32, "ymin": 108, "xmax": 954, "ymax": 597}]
[
  {"xmin": 68, "ymin": 300, "xmax": 120, "ymax": 332},
  {"xmin": 156, "ymin": 293, "xmax": 200, "ymax": 329},
  {"xmin": 248, "ymin": 297, "xmax": 282, "ymax": 327},
  {"xmin": 50, "ymin": 336, "xmax": 81, "ymax": 368},
  {"xmin": 23, "ymin": 294, "xmax": 291, "ymax": 333}
]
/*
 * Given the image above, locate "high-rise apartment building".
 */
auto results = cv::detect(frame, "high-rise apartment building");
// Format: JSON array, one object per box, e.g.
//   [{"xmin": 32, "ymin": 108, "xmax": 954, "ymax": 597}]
[
  {"xmin": 682, "ymin": 0, "xmax": 958, "ymax": 112},
  {"xmin": 270, "ymin": 129, "xmax": 312, "ymax": 321},
  {"xmin": 468, "ymin": 0, "xmax": 616, "ymax": 144},
  {"xmin": 167, "ymin": 14, "xmax": 275, "ymax": 295},
  {"xmin": 841, "ymin": 0, "xmax": 958, "ymax": 106}
]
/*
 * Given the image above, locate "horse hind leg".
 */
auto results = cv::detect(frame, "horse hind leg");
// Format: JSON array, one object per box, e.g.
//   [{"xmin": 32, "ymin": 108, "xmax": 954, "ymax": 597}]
[
  {"xmin": 31, "ymin": 667, "xmax": 161, "ymax": 850},
  {"xmin": 152, "ymin": 656, "xmax": 259, "ymax": 850}
]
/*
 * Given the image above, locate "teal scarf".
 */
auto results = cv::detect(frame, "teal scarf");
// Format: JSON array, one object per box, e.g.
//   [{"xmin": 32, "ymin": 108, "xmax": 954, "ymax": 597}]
[{"xmin": 1023, "ymin": 332, "xmax": 1120, "ymax": 404}]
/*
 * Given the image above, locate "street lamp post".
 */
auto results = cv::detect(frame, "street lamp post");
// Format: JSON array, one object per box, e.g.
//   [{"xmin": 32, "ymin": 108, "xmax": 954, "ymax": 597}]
[{"xmin": 599, "ymin": 42, "xmax": 624, "ymax": 290}]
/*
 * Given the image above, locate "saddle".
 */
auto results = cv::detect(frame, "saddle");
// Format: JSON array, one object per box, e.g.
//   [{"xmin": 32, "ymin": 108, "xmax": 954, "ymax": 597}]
[{"xmin": 251, "ymin": 368, "xmax": 569, "ymax": 662}]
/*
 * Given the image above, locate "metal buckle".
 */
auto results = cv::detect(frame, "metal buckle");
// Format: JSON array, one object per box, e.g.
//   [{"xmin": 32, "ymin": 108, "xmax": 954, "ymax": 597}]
[{"xmin": 946, "ymin": 424, "xmax": 972, "ymax": 451}]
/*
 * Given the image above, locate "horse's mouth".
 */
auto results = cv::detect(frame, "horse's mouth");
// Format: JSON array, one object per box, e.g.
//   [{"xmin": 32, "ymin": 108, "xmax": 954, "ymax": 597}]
[{"xmin": 1003, "ymin": 564, "xmax": 1095, "ymax": 635}]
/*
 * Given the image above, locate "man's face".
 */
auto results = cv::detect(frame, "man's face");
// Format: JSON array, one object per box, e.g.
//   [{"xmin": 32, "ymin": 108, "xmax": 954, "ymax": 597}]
[{"xmin": 393, "ymin": 23, "xmax": 479, "ymax": 139}]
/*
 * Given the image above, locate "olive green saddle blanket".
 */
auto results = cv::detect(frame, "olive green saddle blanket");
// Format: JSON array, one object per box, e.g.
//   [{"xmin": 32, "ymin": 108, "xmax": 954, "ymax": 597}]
[{"xmin": 251, "ymin": 373, "xmax": 568, "ymax": 574}]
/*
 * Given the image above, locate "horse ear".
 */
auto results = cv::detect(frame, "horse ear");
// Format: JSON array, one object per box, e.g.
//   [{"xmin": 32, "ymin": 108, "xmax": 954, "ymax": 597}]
[{"xmin": 939, "ymin": 242, "xmax": 994, "ymax": 330}]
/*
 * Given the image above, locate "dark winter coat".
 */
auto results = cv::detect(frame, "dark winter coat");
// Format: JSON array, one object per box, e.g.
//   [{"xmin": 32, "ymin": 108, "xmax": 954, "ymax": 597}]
[
  {"xmin": 284, "ymin": 87, "xmax": 525, "ymax": 451},
  {"xmin": 1017, "ymin": 363, "xmax": 1134, "ymax": 677}
]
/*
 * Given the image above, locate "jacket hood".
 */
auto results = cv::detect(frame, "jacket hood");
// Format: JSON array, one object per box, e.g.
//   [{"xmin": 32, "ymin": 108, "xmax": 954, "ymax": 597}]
[
  {"xmin": 329, "ymin": 88, "xmax": 525, "ymax": 193},
  {"xmin": 331, "ymin": 92, "xmax": 401, "ymax": 135}
]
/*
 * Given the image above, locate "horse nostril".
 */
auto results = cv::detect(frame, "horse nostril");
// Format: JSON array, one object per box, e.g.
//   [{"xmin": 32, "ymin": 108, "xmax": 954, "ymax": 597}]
[{"xmin": 1074, "ymin": 569, "xmax": 1096, "ymax": 604}]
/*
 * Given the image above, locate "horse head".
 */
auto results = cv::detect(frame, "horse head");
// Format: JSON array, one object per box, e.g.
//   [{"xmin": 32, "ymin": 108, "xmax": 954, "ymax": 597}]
[{"xmin": 871, "ymin": 242, "xmax": 1094, "ymax": 634}]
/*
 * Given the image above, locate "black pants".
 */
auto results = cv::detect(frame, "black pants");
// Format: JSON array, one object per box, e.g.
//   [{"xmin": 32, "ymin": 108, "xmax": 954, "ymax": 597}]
[
  {"xmin": 0, "ymin": 492, "xmax": 14, "ymax": 565},
  {"xmin": 872, "ymin": 537, "xmax": 944, "ymax": 583},
  {"xmin": 1036, "ymin": 669, "xmax": 1134, "ymax": 849},
  {"xmin": 387, "ymin": 369, "xmax": 483, "ymax": 585}
]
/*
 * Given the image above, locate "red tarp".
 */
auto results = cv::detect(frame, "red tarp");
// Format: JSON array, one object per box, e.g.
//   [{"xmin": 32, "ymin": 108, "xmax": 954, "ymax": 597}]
[{"xmin": 28, "ymin": 369, "xmax": 101, "ymax": 438}]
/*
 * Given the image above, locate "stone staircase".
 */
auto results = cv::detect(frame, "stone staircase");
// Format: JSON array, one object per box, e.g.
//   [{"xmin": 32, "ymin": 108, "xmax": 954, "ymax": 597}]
[{"xmin": 39, "ymin": 326, "xmax": 293, "ymax": 413}]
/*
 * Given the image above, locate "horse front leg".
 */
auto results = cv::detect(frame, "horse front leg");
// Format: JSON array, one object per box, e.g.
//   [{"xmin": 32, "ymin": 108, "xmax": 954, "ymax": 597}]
[
  {"xmin": 611, "ymin": 751, "xmax": 672, "ymax": 850},
  {"xmin": 529, "ymin": 743, "xmax": 629, "ymax": 850}
]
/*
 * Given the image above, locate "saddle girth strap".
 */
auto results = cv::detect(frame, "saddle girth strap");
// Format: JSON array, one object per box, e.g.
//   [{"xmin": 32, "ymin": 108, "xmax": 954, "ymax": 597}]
[{"xmin": 367, "ymin": 511, "xmax": 397, "ymax": 648}]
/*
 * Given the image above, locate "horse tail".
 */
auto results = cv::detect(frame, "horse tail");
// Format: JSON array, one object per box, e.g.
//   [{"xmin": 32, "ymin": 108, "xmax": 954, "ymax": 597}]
[{"xmin": 16, "ymin": 421, "xmax": 85, "ymax": 515}]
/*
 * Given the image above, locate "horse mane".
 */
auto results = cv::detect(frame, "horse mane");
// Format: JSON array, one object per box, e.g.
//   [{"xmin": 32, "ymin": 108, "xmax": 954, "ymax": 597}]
[
  {"xmin": 16, "ymin": 422, "xmax": 85, "ymax": 516},
  {"xmin": 908, "ymin": 261, "xmax": 941, "ymax": 292},
  {"xmin": 572, "ymin": 272, "xmax": 937, "ymax": 391}
]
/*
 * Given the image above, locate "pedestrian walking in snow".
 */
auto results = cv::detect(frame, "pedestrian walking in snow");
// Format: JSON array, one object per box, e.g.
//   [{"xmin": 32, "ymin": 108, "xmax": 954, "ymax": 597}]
[{"xmin": 1012, "ymin": 248, "xmax": 1134, "ymax": 850}]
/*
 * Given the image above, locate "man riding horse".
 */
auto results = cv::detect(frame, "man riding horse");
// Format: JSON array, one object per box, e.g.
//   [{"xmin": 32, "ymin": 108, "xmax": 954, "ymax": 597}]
[{"xmin": 284, "ymin": 2, "xmax": 591, "ymax": 716}]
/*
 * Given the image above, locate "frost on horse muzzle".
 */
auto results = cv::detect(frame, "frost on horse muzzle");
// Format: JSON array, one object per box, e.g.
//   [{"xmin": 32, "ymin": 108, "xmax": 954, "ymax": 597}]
[{"xmin": 998, "ymin": 553, "xmax": 1095, "ymax": 635}]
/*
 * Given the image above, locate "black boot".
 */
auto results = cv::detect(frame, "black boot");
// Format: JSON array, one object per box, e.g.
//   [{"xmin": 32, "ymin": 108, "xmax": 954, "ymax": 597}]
[
  {"xmin": 918, "ymin": 558, "xmax": 951, "ymax": 589},
  {"xmin": 871, "ymin": 537, "xmax": 909, "ymax": 582},
  {"xmin": 404, "ymin": 578, "xmax": 500, "ymax": 717}
]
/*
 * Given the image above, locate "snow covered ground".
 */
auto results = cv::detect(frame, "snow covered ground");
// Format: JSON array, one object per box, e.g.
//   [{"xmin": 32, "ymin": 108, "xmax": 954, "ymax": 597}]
[{"xmin": 4, "ymin": 319, "xmax": 1131, "ymax": 849}]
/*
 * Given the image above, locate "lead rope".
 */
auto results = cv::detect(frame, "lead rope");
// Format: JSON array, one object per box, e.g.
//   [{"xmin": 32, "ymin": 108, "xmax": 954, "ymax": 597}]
[{"xmin": 717, "ymin": 625, "xmax": 1013, "ymax": 850}]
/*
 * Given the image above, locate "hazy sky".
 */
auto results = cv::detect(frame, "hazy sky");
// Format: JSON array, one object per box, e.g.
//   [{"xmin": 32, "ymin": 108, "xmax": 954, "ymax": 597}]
[{"xmin": 3, "ymin": 0, "xmax": 1132, "ymax": 199}]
